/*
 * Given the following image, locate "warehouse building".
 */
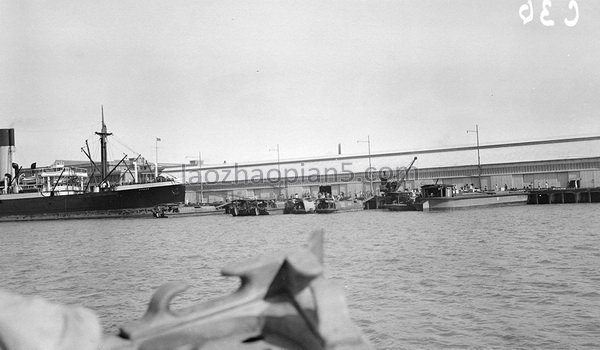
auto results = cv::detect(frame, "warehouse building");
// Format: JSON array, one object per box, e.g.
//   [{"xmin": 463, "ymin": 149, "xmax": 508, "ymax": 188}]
[{"xmin": 161, "ymin": 136, "xmax": 600, "ymax": 204}]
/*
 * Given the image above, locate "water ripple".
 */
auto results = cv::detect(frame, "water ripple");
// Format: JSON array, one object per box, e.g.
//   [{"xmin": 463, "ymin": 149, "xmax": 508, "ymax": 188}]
[{"xmin": 1, "ymin": 205, "xmax": 599, "ymax": 349}]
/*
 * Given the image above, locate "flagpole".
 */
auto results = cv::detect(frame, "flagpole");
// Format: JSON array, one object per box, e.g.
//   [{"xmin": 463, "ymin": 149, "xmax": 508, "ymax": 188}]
[{"xmin": 155, "ymin": 137, "xmax": 160, "ymax": 178}]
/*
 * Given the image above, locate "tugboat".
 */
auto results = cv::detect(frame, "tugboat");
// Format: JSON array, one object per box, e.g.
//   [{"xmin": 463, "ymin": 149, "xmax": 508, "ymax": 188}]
[{"xmin": 0, "ymin": 115, "xmax": 185, "ymax": 221}]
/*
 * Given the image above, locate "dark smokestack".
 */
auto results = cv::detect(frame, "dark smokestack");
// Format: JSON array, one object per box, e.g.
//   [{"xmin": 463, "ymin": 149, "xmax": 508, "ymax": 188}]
[
  {"xmin": 0, "ymin": 129, "xmax": 14, "ymax": 146},
  {"xmin": 1, "ymin": 128, "xmax": 15, "ymax": 185},
  {"xmin": 8, "ymin": 129, "xmax": 14, "ymax": 146}
]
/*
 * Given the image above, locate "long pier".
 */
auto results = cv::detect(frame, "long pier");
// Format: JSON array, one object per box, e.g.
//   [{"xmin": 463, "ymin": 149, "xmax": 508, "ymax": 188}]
[{"xmin": 527, "ymin": 188, "xmax": 600, "ymax": 204}]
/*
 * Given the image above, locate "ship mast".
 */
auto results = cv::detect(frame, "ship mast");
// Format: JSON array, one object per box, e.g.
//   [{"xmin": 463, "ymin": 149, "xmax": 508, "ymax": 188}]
[{"xmin": 95, "ymin": 106, "xmax": 112, "ymax": 186}]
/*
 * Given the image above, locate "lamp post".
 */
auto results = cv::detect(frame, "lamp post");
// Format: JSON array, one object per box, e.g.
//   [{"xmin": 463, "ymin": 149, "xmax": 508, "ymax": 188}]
[
  {"xmin": 197, "ymin": 152, "xmax": 203, "ymax": 203},
  {"xmin": 466, "ymin": 125, "xmax": 481, "ymax": 189},
  {"xmin": 269, "ymin": 144, "xmax": 282, "ymax": 198},
  {"xmin": 357, "ymin": 135, "xmax": 373, "ymax": 195},
  {"xmin": 155, "ymin": 137, "xmax": 161, "ymax": 178},
  {"xmin": 185, "ymin": 152, "xmax": 203, "ymax": 203}
]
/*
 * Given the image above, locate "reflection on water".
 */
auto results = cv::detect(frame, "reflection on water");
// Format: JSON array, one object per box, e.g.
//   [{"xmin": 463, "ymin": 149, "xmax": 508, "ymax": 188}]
[{"xmin": 1, "ymin": 204, "xmax": 599, "ymax": 349}]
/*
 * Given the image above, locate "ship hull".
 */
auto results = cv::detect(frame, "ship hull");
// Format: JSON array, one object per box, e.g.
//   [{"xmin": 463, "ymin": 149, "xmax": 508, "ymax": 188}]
[
  {"xmin": 314, "ymin": 199, "xmax": 364, "ymax": 214},
  {"xmin": 417, "ymin": 192, "xmax": 528, "ymax": 212},
  {"xmin": 152, "ymin": 204, "xmax": 225, "ymax": 218},
  {"xmin": 0, "ymin": 183, "xmax": 185, "ymax": 221},
  {"xmin": 383, "ymin": 203, "xmax": 416, "ymax": 211}
]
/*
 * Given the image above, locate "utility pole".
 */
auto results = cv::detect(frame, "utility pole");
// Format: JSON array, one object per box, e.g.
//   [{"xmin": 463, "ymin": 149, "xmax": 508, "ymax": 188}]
[
  {"xmin": 198, "ymin": 151, "xmax": 203, "ymax": 203},
  {"xmin": 467, "ymin": 124, "xmax": 481, "ymax": 189},
  {"xmin": 269, "ymin": 144, "xmax": 282, "ymax": 198},
  {"xmin": 357, "ymin": 135, "xmax": 373, "ymax": 195},
  {"xmin": 186, "ymin": 153, "xmax": 204, "ymax": 203}
]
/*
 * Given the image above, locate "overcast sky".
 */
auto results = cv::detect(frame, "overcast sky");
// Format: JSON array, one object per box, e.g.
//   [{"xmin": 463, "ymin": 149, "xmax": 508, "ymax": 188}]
[{"xmin": 2, "ymin": 0, "xmax": 599, "ymax": 167}]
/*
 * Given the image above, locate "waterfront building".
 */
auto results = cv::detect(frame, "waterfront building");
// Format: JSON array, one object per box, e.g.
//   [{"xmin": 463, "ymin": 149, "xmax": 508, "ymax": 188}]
[{"xmin": 160, "ymin": 136, "xmax": 600, "ymax": 204}]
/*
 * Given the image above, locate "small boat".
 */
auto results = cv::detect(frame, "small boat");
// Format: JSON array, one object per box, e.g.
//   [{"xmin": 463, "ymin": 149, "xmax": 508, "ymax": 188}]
[
  {"xmin": 379, "ymin": 156, "xmax": 419, "ymax": 211},
  {"xmin": 381, "ymin": 191, "xmax": 418, "ymax": 211},
  {"xmin": 152, "ymin": 203, "xmax": 225, "ymax": 218},
  {"xmin": 283, "ymin": 197, "xmax": 316, "ymax": 214},
  {"xmin": 265, "ymin": 200, "xmax": 286, "ymax": 215},
  {"xmin": 415, "ymin": 184, "xmax": 528, "ymax": 211},
  {"xmin": 229, "ymin": 199, "xmax": 269, "ymax": 216},
  {"xmin": 314, "ymin": 197, "xmax": 364, "ymax": 214}
]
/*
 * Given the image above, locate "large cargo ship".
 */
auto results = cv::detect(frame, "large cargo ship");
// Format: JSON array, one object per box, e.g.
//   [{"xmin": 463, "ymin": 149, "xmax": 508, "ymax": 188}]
[{"xmin": 0, "ymin": 118, "xmax": 185, "ymax": 221}]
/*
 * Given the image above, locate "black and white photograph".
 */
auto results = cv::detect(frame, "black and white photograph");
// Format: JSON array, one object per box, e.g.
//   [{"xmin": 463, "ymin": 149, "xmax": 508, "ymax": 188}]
[{"xmin": 1, "ymin": 1, "xmax": 599, "ymax": 349}]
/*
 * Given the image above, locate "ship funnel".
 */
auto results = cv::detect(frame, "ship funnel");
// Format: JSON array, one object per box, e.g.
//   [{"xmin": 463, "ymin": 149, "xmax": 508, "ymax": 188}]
[{"xmin": 1, "ymin": 128, "xmax": 15, "ymax": 190}]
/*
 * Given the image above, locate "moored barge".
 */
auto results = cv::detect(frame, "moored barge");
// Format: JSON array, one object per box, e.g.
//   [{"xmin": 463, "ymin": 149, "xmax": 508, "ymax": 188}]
[
  {"xmin": 229, "ymin": 199, "xmax": 270, "ymax": 216},
  {"xmin": 314, "ymin": 197, "xmax": 364, "ymax": 214},
  {"xmin": 415, "ymin": 184, "xmax": 528, "ymax": 211}
]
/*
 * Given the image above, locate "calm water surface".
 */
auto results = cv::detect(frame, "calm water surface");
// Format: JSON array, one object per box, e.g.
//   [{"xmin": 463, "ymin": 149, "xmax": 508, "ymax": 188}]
[{"xmin": 1, "ymin": 205, "xmax": 599, "ymax": 349}]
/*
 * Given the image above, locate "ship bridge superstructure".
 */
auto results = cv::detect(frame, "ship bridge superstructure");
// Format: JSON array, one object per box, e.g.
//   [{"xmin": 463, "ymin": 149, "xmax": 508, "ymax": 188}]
[{"xmin": 17, "ymin": 164, "xmax": 89, "ymax": 195}]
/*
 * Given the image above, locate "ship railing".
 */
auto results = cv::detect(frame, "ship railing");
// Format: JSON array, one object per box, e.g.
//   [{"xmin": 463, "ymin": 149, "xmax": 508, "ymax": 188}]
[
  {"xmin": 37, "ymin": 166, "xmax": 88, "ymax": 178},
  {"xmin": 18, "ymin": 183, "xmax": 41, "ymax": 192},
  {"xmin": 40, "ymin": 185, "xmax": 85, "ymax": 195}
]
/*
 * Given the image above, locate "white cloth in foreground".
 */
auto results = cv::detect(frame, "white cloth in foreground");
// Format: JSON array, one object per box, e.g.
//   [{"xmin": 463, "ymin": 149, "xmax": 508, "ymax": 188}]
[{"xmin": 0, "ymin": 289, "xmax": 102, "ymax": 350}]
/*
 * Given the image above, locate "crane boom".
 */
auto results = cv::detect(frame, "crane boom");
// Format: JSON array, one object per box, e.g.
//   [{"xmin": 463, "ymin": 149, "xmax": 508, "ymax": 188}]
[{"xmin": 394, "ymin": 156, "xmax": 417, "ymax": 191}]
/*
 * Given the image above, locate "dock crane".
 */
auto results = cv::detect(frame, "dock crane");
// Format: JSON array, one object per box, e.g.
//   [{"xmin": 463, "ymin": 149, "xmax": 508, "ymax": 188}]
[{"xmin": 392, "ymin": 156, "xmax": 417, "ymax": 192}]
